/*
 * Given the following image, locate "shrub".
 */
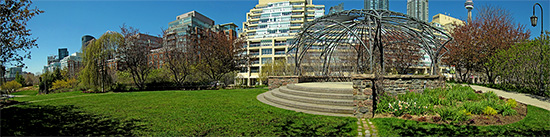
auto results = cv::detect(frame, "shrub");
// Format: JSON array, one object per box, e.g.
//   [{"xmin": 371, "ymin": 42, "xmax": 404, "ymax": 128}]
[
  {"xmin": 438, "ymin": 108, "xmax": 469, "ymax": 123},
  {"xmin": 502, "ymin": 108, "xmax": 517, "ymax": 116},
  {"xmin": 1, "ymin": 81, "xmax": 22, "ymax": 93},
  {"xmin": 506, "ymin": 99, "xmax": 518, "ymax": 108},
  {"xmin": 50, "ymin": 78, "xmax": 77, "ymax": 92},
  {"xmin": 461, "ymin": 102, "xmax": 485, "ymax": 114},
  {"xmin": 483, "ymin": 106, "xmax": 497, "ymax": 116}
]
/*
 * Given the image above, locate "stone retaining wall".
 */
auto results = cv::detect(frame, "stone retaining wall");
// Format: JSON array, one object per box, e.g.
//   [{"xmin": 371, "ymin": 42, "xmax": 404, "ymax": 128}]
[
  {"xmin": 298, "ymin": 76, "xmax": 351, "ymax": 83},
  {"xmin": 351, "ymin": 74, "xmax": 445, "ymax": 118},
  {"xmin": 268, "ymin": 76, "xmax": 299, "ymax": 90}
]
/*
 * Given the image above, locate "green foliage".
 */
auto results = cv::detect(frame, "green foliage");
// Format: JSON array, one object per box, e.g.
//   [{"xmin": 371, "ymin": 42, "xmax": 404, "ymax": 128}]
[
  {"xmin": 0, "ymin": 0, "xmax": 43, "ymax": 74},
  {"xmin": 461, "ymin": 101, "xmax": 485, "ymax": 115},
  {"xmin": 437, "ymin": 107, "xmax": 469, "ymax": 123},
  {"xmin": 50, "ymin": 78, "xmax": 77, "ymax": 92},
  {"xmin": 483, "ymin": 106, "xmax": 497, "ymax": 116},
  {"xmin": 8, "ymin": 89, "xmax": 356, "ymax": 136},
  {"xmin": 1, "ymin": 81, "xmax": 22, "ymax": 93},
  {"xmin": 79, "ymin": 32, "xmax": 122, "ymax": 91},
  {"xmin": 506, "ymin": 99, "xmax": 517, "ymax": 108},
  {"xmin": 376, "ymin": 94, "xmax": 398, "ymax": 114},
  {"xmin": 259, "ymin": 59, "xmax": 294, "ymax": 84},
  {"xmin": 373, "ymin": 105, "xmax": 550, "ymax": 136},
  {"xmin": 491, "ymin": 31, "xmax": 550, "ymax": 97},
  {"xmin": 502, "ymin": 108, "xmax": 517, "ymax": 116},
  {"xmin": 15, "ymin": 72, "xmax": 26, "ymax": 87}
]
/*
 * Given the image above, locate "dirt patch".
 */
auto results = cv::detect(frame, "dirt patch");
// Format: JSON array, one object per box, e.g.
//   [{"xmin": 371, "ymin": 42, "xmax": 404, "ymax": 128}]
[{"xmin": 374, "ymin": 102, "xmax": 527, "ymax": 126}]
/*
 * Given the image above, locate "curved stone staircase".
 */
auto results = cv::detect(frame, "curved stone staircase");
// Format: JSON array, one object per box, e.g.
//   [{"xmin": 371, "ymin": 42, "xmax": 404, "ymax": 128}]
[{"xmin": 257, "ymin": 82, "xmax": 354, "ymax": 117}]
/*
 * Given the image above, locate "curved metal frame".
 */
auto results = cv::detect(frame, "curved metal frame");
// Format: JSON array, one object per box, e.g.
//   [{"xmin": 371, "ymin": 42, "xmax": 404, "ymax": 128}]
[{"xmin": 288, "ymin": 9, "xmax": 452, "ymax": 76}]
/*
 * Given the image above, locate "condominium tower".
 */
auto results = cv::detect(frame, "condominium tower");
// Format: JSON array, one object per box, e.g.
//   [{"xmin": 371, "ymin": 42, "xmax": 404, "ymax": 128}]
[
  {"xmin": 238, "ymin": 0, "xmax": 325, "ymax": 86},
  {"xmin": 165, "ymin": 11, "xmax": 215, "ymax": 46},
  {"xmin": 407, "ymin": 0, "xmax": 429, "ymax": 22},
  {"xmin": 364, "ymin": 0, "xmax": 389, "ymax": 10}
]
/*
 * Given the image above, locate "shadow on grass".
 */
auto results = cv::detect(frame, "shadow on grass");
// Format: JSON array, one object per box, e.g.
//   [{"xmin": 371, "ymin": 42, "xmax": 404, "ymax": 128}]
[{"xmin": 1, "ymin": 105, "xmax": 147, "ymax": 136}]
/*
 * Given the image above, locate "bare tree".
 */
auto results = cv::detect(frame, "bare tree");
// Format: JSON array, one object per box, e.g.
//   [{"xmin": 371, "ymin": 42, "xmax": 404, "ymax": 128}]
[
  {"xmin": 161, "ymin": 29, "xmax": 193, "ymax": 87},
  {"xmin": 186, "ymin": 29, "xmax": 246, "ymax": 83},
  {"xmin": 118, "ymin": 24, "xmax": 153, "ymax": 90}
]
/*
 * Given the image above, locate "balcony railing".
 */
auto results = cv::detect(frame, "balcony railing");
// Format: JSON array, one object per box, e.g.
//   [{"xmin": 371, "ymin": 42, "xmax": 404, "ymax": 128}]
[
  {"xmin": 249, "ymin": 43, "xmax": 260, "ymax": 47},
  {"xmin": 275, "ymin": 51, "xmax": 286, "ymax": 55},
  {"xmin": 274, "ymin": 43, "xmax": 286, "ymax": 46},
  {"xmin": 250, "ymin": 52, "xmax": 260, "ymax": 56}
]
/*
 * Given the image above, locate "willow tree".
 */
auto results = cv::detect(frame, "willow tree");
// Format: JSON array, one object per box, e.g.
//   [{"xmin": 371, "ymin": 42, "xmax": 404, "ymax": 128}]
[{"xmin": 79, "ymin": 31, "xmax": 122, "ymax": 91}]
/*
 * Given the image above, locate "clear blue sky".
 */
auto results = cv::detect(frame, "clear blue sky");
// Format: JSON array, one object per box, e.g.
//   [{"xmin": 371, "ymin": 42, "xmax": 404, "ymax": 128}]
[{"xmin": 21, "ymin": 0, "xmax": 549, "ymax": 74}]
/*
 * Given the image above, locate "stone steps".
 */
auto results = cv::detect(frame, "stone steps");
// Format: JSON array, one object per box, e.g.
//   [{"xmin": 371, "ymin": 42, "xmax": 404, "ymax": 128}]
[
  {"xmin": 271, "ymin": 89, "xmax": 353, "ymax": 107},
  {"xmin": 257, "ymin": 82, "xmax": 355, "ymax": 117},
  {"xmin": 287, "ymin": 84, "xmax": 352, "ymax": 94},
  {"xmin": 279, "ymin": 86, "xmax": 353, "ymax": 100}
]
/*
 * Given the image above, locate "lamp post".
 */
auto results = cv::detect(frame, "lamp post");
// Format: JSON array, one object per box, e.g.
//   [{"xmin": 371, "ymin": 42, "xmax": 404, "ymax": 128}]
[{"xmin": 531, "ymin": 3, "xmax": 544, "ymax": 95}]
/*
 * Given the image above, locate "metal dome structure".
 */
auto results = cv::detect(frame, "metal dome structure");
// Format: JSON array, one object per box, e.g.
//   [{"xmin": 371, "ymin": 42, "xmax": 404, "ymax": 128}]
[{"xmin": 288, "ymin": 9, "xmax": 452, "ymax": 76}]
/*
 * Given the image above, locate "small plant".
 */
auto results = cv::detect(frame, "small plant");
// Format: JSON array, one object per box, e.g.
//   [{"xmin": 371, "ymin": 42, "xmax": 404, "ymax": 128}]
[
  {"xmin": 502, "ymin": 108, "xmax": 517, "ymax": 116},
  {"xmin": 388, "ymin": 100, "xmax": 428, "ymax": 116},
  {"xmin": 506, "ymin": 99, "xmax": 517, "ymax": 108},
  {"xmin": 483, "ymin": 106, "xmax": 498, "ymax": 116}
]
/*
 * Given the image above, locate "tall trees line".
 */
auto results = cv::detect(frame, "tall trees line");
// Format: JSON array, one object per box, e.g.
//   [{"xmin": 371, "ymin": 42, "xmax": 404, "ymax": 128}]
[
  {"xmin": 78, "ymin": 25, "xmax": 245, "ymax": 91},
  {"xmin": 444, "ymin": 5, "xmax": 548, "ymax": 96}
]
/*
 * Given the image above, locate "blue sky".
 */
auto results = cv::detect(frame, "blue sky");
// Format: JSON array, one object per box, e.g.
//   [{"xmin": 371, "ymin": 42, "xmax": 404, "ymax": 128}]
[{"xmin": 21, "ymin": 0, "xmax": 549, "ymax": 74}]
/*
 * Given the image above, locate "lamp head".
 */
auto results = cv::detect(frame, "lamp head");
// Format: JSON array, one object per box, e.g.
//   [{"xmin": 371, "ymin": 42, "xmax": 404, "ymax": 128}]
[{"xmin": 530, "ymin": 15, "xmax": 538, "ymax": 27}]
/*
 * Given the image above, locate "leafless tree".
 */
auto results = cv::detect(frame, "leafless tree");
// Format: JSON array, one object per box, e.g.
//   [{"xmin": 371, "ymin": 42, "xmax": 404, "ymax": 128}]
[{"xmin": 118, "ymin": 24, "xmax": 153, "ymax": 90}]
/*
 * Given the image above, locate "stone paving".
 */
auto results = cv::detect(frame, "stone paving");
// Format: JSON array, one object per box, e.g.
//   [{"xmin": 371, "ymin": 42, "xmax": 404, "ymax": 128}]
[{"xmin": 357, "ymin": 118, "xmax": 377, "ymax": 137}]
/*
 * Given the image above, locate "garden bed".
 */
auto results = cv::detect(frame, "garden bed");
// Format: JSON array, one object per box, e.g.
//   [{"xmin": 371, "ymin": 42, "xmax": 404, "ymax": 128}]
[
  {"xmin": 374, "ymin": 101, "xmax": 526, "ymax": 126},
  {"xmin": 375, "ymin": 85, "xmax": 527, "ymax": 126}
]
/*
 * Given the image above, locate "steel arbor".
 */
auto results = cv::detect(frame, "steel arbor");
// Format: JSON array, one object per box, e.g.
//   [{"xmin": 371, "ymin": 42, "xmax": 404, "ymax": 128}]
[{"xmin": 289, "ymin": 9, "xmax": 452, "ymax": 76}]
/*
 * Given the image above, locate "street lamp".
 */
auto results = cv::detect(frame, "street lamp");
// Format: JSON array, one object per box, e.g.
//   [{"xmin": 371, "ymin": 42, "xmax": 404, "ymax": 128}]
[
  {"xmin": 531, "ymin": 3, "xmax": 543, "ymax": 35},
  {"xmin": 531, "ymin": 3, "xmax": 544, "ymax": 95}
]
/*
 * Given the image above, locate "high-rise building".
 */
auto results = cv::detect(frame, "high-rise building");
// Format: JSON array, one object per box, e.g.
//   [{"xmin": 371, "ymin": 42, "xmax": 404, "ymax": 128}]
[
  {"xmin": 60, "ymin": 52, "xmax": 83, "ymax": 78},
  {"xmin": 58, "ymin": 48, "xmax": 69, "ymax": 60},
  {"xmin": 4, "ymin": 66, "xmax": 22, "ymax": 81},
  {"xmin": 238, "ymin": 0, "xmax": 325, "ymax": 86},
  {"xmin": 407, "ymin": 0, "xmax": 429, "ymax": 22},
  {"xmin": 431, "ymin": 13, "xmax": 464, "ymax": 32},
  {"xmin": 365, "ymin": 0, "xmax": 389, "ymax": 10},
  {"xmin": 212, "ymin": 23, "xmax": 239, "ymax": 39},
  {"xmin": 329, "ymin": 3, "xmax": 344, "ymax": 14},
  {"xmin": 165, "ymin": 11, "xmax": 215, "ymax": 46},
  {"xmin": 81, "ymin": 35, "xmax": 95, "ymax": 50}
]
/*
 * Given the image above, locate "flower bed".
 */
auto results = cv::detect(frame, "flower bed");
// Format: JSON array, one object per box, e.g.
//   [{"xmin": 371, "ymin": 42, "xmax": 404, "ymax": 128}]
[{"xmin": 375, "ymin": 85, "xmax": 527, "ymax": 125}]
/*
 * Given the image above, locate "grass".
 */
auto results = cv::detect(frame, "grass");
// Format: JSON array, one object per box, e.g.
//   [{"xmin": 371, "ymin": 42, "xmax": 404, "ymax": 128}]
[
  {"xmin": 373, "ymin": 105, "xmax": 550, "ymax": 136},
  {"xmin": 1, "ymin": 89, "xmax": 356, "ymax": 136},
  {"xmin": 10, "ymin": 90, "xmax": 39, "ymax": 96}
]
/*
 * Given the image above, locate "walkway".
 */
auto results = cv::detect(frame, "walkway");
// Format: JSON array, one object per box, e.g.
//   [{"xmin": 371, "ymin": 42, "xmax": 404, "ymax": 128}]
[{"xmin": 464, "ymin": 84, "xmax": 550, "ymax": 111}]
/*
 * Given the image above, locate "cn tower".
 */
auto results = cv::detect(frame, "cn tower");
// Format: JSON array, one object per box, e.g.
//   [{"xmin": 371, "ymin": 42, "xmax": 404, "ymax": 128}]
[{"xmin": 465, "ymin": 0, "xmax": 474, "ymax": 23}]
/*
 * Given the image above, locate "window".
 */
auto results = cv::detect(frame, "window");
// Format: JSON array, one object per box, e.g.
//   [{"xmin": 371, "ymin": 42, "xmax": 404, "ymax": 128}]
[
  {"xmin": 262, "ymin": 57, "xmax": 272, "ymax": 64},
  {"xmin": 261, "ymin": 49, "xmax": 272, "ymax": 55}
]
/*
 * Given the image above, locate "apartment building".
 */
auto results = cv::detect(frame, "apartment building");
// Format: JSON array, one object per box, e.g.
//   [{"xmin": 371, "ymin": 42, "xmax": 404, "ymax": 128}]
[{"xmin": 238, "ymin": 0, "xmax": 325, "ymax": 86}]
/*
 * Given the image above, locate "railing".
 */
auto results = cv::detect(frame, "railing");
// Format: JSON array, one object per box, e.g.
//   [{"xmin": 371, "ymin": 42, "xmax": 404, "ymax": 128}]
[
  {"xmin": 250, "ymin": 52, "xmax": 259, "ymax": 56},
  {"xmin": 249, "ymin": 43, "xmax": 260, "ymax": 47},
  {"xmin": 274, "ymin": 43, "xmax": 286, "ymax": 46},
  {"xmin": 275, "ymin": 51, "xmax": 286, "ymax": 55}
]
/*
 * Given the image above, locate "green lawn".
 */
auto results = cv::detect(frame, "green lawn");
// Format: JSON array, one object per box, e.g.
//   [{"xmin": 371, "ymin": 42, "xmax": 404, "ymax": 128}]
[
  {"xmin": 1, "ymin": 89, "xmax": 357, "ymax": 136},
  {"xmin": 10, "ymin": 90, "xmax": 39, "ymax": 96}
]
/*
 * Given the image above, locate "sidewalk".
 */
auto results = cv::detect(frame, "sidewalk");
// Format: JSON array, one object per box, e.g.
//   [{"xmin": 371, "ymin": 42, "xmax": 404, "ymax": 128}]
[{"xmin": 464, "ymin": 84, "xmax": 550, "ymax": 111}]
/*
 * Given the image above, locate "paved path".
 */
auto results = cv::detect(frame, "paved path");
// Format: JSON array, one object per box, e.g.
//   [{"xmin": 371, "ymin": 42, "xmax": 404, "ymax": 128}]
[{"xmin": 464, "ymin": 84, "xmax": 550, "ymax": 111}]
